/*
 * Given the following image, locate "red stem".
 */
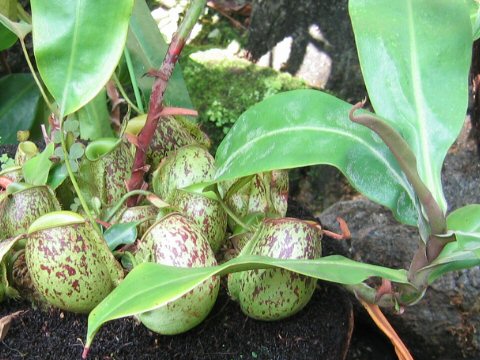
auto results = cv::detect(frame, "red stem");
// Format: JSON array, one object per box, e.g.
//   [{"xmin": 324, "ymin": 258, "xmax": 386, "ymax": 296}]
[
  {"xmin": 82, "ymin": 347, "xmax": 89, "ymax": 359},
  {"xmin": 125, "ymin": 35, "xmax": 186, "ymax": 207}
]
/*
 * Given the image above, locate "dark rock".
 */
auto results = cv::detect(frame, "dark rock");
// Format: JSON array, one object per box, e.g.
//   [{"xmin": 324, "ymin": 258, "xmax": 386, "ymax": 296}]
[
  {"xmin": 247, "ymin": 0, "xmax": 366, "ymax": 102},
  {"xmin": 442, "ymin": 145, "xmax": 480, "ymax": 213},
  {"xmin": 319, "ymin": 142, "xmax": 480, "ymax": 360}
]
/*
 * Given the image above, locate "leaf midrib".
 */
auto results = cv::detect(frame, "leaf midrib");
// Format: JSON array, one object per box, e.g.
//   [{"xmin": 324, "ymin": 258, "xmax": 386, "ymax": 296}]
[
  {"xmin": 60, "ymin": 0, "xmax": 83, "ymax": 117},
  {"xmin": 406, "ymin": 0, "xmax": 433, "ymax": 191},
  {"xmin": 88, "ymin": 255, "xmax": 408, "ymax": 340},
  {"xmin": 216, "ymin": 125, "xmax": 410, "ymax": 195}
]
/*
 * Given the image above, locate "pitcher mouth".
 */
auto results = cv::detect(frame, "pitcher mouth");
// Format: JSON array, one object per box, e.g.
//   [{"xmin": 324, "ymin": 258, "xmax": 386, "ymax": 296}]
[
  {"xmin": 85, "ymin": 137, "xmax": 121, "ymax": 161},
  {"xmin": 28, "ymin": 211, "xmax": 85, "ymax": 234},
  {"xmin": 0, "ymin": 165, "xmax": 22, "ymax": 176},
  {"xmin": 17, "ymin": 141, "xmax": 39, "ymax": 157},
  {"xmin": 125, "ymin": 114, "xmax": 148, "ymax": 136}
]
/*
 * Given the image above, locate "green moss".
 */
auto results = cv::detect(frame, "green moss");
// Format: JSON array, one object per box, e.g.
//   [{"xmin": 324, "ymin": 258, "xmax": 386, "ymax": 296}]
[{"xmin": 181, "ymin": 57, "xmax": 308, "ymax": 150}]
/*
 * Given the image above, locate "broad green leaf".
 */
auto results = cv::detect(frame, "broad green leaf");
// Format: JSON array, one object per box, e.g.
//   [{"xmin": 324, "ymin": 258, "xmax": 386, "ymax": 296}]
[
  {"xmin": 103, "ymin": 222, "xmax": 138, "ymax": 251},
  {"xmin": 0, "ymin": 13, "xmax": 30, "ymax": 39},
  {"xmin": 46, "ymin": 162, "xmax": 69, "ymax": 190},
  {"xmin": 447, "ymin": 204, "xmax": 480, "ymax": 252},
  {"xmin": 126, "ymin": 0, "xmax": 193, "ymax": 109},
  {"xmin": 420, "ymin": 242, "xmax": 480, "ymax": 284},
  {"xmin": 349, "ymin": 0, "xmax": 472, "ymax": 213},
  {"xmin": 420, "ymin": 205, "xmax": 480, "ymax": 283},
  {"xmin": 0, "ymin": 24, "xmax": 17, "ymax": 50},
  {"xmin": 0, "ymin": 74, "xmax": 43, "ymax": 144},
  {"xmin": 22, "ymin": 142, "xmax": 54, "ymax": 185},
  {"xmin": 447, "ymin": 204, "xmax": 480, "ymax": 233},
  {"xmin": 75, "ymin": 89, "xmax": 115, "ymax": 140},
  {"xmin": 454, "ymin": 232, "xmax": 480, "ymax": 253},
  {"xmin": 85, "ymin": 254, "xmax": 408, "ymax": 349},
  {"xmin": 215, "ymin": 89, "xmax": 417, "ymax": 225},
  {"xmin": 31, "ymin": 0, "xmax": 134, "ymax": 117}
]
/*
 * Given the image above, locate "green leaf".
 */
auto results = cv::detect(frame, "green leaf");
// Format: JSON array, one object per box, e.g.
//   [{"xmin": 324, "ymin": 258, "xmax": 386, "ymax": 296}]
[
  {"xmin": 349, "ymin": 0, "xmax": 472, "ymax": 213},
  {"xmin": 419, "ymin": 205, "xmax": 480, "ymax": 283},
  {"xmin": 420, "ymin": 242, "xmax": 480, "ymax": 284},
  {"xmin": 0, "ymin": 74, "xmax": 43, "ymax": 144},
  {"xmin": 31, "ymin": 0, "xmax": 134, "ymax": 117},
  {"xmin": 126, "ymin": 0, "xmax": 193, "ymax": 110},
  {"xmin": 22, "ymin": 143, "xmax": 54, "ymax": 185},
  {"xmin": 447, "ymin": 204, "xmax": 480, "ymax": 233},
  {"xmin": 68, "ymin": 158, "xmax": 79, "ymax": 172},
  {"xmin": 63, "ymin": 119, "xmax": 79, "ymax": 133},
  {"xmin": 0, "ymin": 13, "xmax": 31, "ymax": 39},
  {"xmin": 447, "ymin": 204, "xmax": 480, "ymax": 252},
  {"xmin": 53, "ymin": 145, "xmax": 65, "ymax": 160},
  {"xmin": 46, "ymin": 162, "xmax": 69, "ymax": 190},
  {"xmin": 454, "ymin": 232, "xmax": 480, "ymax": 253},
  {"xmin": 52, "ymin": 131, "xmax": 63, "ymax": 144},
  {"xmin": 85, "ymin": 254, "xmax": 408, "ymax": 349},
  {"xmin": 68, "ymin": 142, "xmax": 85, "ymax": 160},
  {"xmin": 75, "ymin": 89, "xmax": 115, "ymax": 140},
  {"xmin": 103, "ymin": 222, "xmax": 138, "ymax": 251},
  {"xmin": 215, "ymin": 89, "xmax": 417, "ymax": 225},
  {"xmin": 0, "ymin": 24, "xmax": 17, "ymax": 50}
]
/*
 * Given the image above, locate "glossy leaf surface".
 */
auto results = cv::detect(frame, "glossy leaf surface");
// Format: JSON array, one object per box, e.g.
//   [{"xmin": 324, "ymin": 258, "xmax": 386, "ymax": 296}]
[
  {"xmin": 31, "ymin": 0, "xmax": 134, "ymax": 116},
  {"xmin": 447, "ymin": 205, "xmax": 480, "ymax": 254},
  {"xmin": 447, "ymin": 205, "xmax": 480, "ymax": 256},
  {"xmin": 126, "ymin": 0, "xmax": 193, "ymax": 109},
  {"xmin": 215, "ymin": 90, "xmax": 417, "ymax": 225},
  {"xmin": 421, "ymin": 243, "xmax": 480, "ymax": 284},
  {"xmin": 447, "ymin": 204, "xmax": 480, "ymax": 233},
  {"xmin": 103, "ymin": 222, "xmax": 138, "ymax": 251},
  {"xmin": 86, "ymin": 254, "xmax": 408, "ymax": 348},
  {"xmin": 421, "ymin": 205, "xmax": 480, "ymax": 283},
  {"xmin": 350, "ymin": 0, "xmax": 471, "ymax": 212},
  {"xmin": 0, "ymin": 25, "xmax": 17, "ymax": 50},
  {"xmin": 46, "ymin": 163, "xmax": 69, "ymax": 190},
  {"xmin": 75, "ymin": 89, "xmax": 115, "ymax": 140},
  {"xmin": 0, "ymin": 74, "xmax": 42, "ymax": 144}
]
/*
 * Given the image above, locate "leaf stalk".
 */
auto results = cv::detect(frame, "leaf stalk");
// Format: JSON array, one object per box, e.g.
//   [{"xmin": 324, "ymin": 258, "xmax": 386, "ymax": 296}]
[{"xmin": 349, "ymin": 102, "xmax": 455, "ymax": 285}]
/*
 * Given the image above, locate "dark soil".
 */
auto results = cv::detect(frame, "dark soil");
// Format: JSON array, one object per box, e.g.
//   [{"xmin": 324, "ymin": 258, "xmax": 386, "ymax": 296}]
[{"xmin": 1, "ymin": 282, "xmax": 356, "ymax": 360}]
